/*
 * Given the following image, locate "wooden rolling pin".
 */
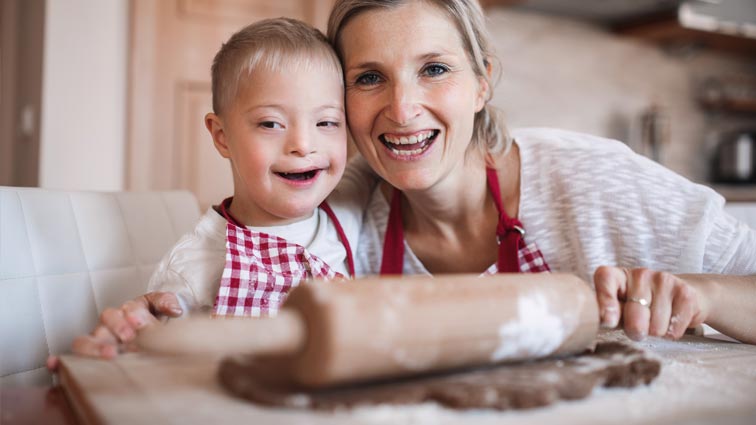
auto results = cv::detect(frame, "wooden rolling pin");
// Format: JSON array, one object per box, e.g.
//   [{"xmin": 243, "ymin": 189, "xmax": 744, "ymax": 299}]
[{"xmin": 137, "ymin": 273, "xmax": 599, "ymax": 389}]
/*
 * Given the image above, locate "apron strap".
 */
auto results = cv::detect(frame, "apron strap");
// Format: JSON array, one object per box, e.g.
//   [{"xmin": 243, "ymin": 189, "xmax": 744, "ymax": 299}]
[
  {"xmin": 219, "ymin": 197, "xmax": 245, "ymax": 228},
  {"xmin": 486, "ymin": 167, "xmax": 524, "ymax": 273},
  {"xmin": 319, "ymin": 201, "xmax": 355, "ymax": 278},
  {"xmin": 379, "ymin": 189, "xmax": 405, "ymax": 275},
  {"xmin": 219, "ymin": 197, "xmax": 355, "ymax": 278}
]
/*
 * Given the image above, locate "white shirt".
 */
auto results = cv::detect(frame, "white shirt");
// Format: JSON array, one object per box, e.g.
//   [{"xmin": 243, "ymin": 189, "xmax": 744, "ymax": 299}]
[
  {"xmin": 354, "ymin": 128, "xmax": 756, "ymax": 282},
  {"xmin": 147, "ymin": 157, "xmax": 375, "ymax": 311}
]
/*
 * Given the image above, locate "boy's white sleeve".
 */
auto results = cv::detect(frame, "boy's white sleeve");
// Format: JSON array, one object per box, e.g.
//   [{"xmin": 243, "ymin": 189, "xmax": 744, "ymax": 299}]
[
  {"xmin": 142, "ymin": 208, "xmax": 227, "ymax": 314},
  {"xmin": 147, "ymin": 252, "xmax": 201, "ymax": 315}
]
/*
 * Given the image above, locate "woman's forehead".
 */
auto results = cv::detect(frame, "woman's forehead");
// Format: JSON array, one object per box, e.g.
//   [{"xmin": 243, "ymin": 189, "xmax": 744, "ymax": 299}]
[{"xmin": 340, "ymin": 1, "xmax": 465, "ymax": 62}]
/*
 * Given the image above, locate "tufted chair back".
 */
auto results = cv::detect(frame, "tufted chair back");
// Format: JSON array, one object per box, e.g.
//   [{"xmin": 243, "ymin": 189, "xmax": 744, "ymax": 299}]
[{"xmin": 0, "ymin": 187, "xmax": 200, "ymax": 387}]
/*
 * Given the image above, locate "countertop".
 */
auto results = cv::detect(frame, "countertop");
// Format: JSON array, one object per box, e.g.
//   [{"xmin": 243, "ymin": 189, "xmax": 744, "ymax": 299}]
[
  {"xmin": 710, "ymin": 184, "xmax": 756, "ymax": 203},
  {"xmin": 56, "ymin": 331, "xmax": 756, "ymax": 425}
]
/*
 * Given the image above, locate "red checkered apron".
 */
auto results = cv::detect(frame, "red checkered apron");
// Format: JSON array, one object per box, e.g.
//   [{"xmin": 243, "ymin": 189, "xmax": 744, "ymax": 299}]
[
  {"xmin": 213, "ymin": 198, "xmax": 354, "ymax": 317},
  {"xmin": 380, "ymin": 167, "xmax": 550, "ymax": 275}
]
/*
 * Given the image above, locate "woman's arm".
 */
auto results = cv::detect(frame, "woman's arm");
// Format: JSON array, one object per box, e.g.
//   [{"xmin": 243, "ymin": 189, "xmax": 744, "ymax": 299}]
[{"xmin": 594, "ymin": 266, "xmax": 756, "ymax": 344}]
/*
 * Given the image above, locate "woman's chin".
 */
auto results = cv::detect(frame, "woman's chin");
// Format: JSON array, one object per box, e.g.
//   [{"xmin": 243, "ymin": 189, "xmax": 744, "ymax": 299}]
[{"xmin": 383, "ymin": 169, "xmax": 440, "ymax": 193}]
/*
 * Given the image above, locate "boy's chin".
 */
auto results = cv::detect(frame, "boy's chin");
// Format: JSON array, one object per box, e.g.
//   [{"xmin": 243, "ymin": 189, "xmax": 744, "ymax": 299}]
[{"xmin": 277, "ymin": 196, "xmax": 330, "ymax": 222}]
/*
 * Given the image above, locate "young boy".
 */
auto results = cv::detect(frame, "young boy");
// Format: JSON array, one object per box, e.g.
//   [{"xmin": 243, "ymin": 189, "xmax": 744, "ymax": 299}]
[{"xmin": 146, "ymin": 18, "xmax": 368, "ymax": 318}]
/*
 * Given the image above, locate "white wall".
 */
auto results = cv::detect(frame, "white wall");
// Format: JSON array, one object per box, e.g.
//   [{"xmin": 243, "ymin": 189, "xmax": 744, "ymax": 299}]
[
  {"xmin": 487, "ymin": 9, "xmax": 756, "ymax": 183},
  {"xmin": 39, "ymin": 0, "xmax": 128, "ymax": 190}
]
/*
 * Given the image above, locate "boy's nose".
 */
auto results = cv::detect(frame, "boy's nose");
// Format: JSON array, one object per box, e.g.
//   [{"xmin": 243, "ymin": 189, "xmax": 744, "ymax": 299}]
[
  {"xmin": 286, "ymin": 127, "xmax": 316, "ymax": 156},
  {"xmin": 383, "ymin": 82, "xmax": 421, "ymax": 125}
]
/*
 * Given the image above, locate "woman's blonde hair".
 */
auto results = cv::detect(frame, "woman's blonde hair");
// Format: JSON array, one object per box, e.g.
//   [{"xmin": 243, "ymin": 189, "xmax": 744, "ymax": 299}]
[
  {"xmin": 211, "ymin": 17, "xmax": 342, "ymax": 115},
  {"xmin": 327, "ymin": 0, "xmax": 511, "ymax": 154}
]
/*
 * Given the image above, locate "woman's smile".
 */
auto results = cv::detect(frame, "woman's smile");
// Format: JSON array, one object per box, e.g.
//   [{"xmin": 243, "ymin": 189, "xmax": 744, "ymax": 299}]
[{"xmin": 379, "ymin": 130, "xmax": 440, "ymax": 158}]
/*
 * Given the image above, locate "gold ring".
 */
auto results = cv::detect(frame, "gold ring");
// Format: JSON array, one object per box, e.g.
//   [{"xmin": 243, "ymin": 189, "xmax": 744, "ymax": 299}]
[{"xmin": 627, "ymin": 296, "xmax": 651, "ymax": 307}]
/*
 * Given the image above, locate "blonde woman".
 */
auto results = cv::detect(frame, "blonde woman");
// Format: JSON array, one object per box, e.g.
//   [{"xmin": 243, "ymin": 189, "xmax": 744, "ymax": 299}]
[{"xmin": 328, "ymin": 0, "xmax": 756, "ymax": 343}]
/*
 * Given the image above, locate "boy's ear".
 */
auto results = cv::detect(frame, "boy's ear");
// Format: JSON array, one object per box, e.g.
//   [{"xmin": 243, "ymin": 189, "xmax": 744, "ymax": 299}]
[{"xmin": 205, "ymin": 112, "xmax": 232, "ymax": 159}]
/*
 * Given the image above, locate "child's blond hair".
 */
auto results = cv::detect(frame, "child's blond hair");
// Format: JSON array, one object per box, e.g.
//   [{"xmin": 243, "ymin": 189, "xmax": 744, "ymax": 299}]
[{"xmin": 211, "ymin": 17, "xmax": 343, "ymax": 115}]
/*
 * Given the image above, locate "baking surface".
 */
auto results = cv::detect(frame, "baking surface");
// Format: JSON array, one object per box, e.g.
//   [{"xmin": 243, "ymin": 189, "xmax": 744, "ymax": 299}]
[{"xmin": 59, "ymin": 332, "xmax": 756, "ymax": 425}]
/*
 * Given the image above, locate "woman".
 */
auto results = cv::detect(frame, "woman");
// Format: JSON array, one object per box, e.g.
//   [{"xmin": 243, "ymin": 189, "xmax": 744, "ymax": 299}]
[
  {"xmin": 326, "ymin": 0, "xmax": 756, "ymax": 343},
  {"xmin": 62, "ymin": 0, "xmax": 756, "ymax": 364}
]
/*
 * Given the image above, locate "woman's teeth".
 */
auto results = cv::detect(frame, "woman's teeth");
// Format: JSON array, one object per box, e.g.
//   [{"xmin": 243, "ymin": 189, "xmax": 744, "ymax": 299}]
[
  {"xmin": 381, "ymin": 130, "xmax": 438, "ymax": 156},
  {"xmin": 383, "ymin": 131, "xmax": 434, "ymax": 145}
]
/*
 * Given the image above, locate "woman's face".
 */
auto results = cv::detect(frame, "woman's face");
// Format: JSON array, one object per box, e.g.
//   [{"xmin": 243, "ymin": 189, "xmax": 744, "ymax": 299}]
[{"xmin": 339, "ymin": 1, "xmax": 488, "ymax": 192}]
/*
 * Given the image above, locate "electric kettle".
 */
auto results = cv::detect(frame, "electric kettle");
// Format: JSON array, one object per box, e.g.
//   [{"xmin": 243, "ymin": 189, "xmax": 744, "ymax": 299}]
[{"xmin": 712, "ymin": 130, "xmax": 756, "ymax": 184}]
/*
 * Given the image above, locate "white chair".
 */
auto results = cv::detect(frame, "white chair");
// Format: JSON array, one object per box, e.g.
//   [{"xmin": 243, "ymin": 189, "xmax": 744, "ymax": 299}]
[{"xmin": 0, "ymin": 187, "xmax": 200, "ymax": 387}]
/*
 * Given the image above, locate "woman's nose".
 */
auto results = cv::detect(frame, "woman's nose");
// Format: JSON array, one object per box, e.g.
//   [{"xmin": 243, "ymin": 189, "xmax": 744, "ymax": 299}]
[{"xmin": 384, "ymin": 82, "xmax": 421, "ymax": 125}]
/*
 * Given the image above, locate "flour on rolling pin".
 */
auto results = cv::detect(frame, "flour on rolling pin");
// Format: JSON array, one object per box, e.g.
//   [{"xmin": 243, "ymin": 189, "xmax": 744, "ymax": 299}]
[{"xmin": 492, "ymin": 290, "xmax": 585, "ymax": 361}]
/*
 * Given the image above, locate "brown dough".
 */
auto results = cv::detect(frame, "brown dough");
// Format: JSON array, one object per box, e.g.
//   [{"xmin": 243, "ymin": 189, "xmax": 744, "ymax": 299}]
[{"xmin": 218, "ymin": 342, "xmax": 660, "ymax": 410}]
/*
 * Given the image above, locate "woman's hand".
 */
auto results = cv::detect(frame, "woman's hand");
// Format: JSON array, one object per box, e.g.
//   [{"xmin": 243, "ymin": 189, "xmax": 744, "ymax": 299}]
[
  {"xmin": 46, "ymin": 292, "xmax": 183, "ymax": 371},
  {"xmin": 593, "ymin": 266, "xmax": 710, "ymax": 341}
]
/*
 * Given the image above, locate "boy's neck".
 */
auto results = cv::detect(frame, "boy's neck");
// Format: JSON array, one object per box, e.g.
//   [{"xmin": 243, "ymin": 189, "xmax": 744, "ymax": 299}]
[{"xmin": 221, "ymin": 197, "xmax": 315, "ymax": 227}]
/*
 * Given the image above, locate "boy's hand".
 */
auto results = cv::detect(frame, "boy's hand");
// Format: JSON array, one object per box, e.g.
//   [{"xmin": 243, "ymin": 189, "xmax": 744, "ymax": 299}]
[{"xmin": 47, "ymin": 292, "xmax": 183, "ymax": 372}]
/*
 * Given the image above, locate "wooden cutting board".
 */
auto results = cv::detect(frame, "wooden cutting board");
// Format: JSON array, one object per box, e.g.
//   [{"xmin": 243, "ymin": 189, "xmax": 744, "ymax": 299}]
[{"xmin": 58, "ymin": 332, "xmax": 756, "ymax": 425}]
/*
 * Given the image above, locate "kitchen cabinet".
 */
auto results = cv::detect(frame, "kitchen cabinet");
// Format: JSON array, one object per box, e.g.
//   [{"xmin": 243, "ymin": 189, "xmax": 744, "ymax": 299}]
[{"xmin": 613, "ymin": 14, "xmax": 756, "ymax": 57}]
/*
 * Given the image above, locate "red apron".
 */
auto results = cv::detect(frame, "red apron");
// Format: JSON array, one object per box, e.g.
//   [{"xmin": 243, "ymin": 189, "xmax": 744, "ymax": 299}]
[
  {"xmin": 380, "ymin": 167, "xmax": 550, "ymax": 275},
  {"xmin": 213, "ymin": 197, "xmax": 354, "ymax": 317}
]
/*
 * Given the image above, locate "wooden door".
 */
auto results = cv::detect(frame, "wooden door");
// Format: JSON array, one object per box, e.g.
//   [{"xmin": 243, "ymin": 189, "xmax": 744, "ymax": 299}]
[
  {"xmin": 0, "ymin": 0, "xmax": 43, "ymax": 188},
  {"xmin": 127, "ymin": 0, "xmax": 335, "ymax": 210}
]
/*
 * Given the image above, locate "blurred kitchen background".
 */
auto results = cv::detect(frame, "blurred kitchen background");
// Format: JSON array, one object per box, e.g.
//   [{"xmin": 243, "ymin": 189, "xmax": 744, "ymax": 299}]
[{"xmin": 1, "ymin": 0, "xmax": 755, "ymax": 209}]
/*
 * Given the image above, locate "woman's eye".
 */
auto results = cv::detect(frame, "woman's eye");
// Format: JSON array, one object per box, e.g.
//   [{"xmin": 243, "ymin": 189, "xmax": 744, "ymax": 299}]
[
  {"xmin": 423, "ymin": 64, "xmax": 450, "ymax": 77},
  {"xmin": 354, "ymin": 72, "xmax": 382, "ymax": 86},
  {"xmin": 259, "ymin": 121, "xmax": 283, "ymax": 129},
  {"xmin": 317, "ymin": 121, "xmax": 340, "ymax": 128}
]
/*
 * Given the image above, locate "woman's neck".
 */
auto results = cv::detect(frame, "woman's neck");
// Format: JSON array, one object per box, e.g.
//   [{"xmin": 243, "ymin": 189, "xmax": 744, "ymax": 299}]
[
  {"xmin": 389, "ymin": 144, "xmax": 521, "ymax": 274},
  {"xmin": 386, "ymin": 144, "xmax": 521, "ymax": 239}
]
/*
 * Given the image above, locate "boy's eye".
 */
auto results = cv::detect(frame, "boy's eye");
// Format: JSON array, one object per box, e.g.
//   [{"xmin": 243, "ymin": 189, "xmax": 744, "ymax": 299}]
[
  {"xmin": 317, "ymin": 121, "xmax": 340, "ymax": 128},
  {"xmin": 354, "ymin": 72, "xmax": 382, "ymax": 86},
  {"xmin": 259, "ymin": 121, "xmax": 283, "ymax": 129},
  {"xmin": 423, "ymin": 63, "xmax": 450, "ymax": 77}
]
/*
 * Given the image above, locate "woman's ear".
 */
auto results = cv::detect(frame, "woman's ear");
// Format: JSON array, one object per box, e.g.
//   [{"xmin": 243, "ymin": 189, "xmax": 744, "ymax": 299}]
[
  {"xmin": 475, "ymin": 58, "xmax": 493, "ymax": 112},
  {"xmin": 475, "ymin": 76, "xmax": 489, "ymax": 113},
  {"xmin": 205, "ymin": 112, "xmax": 232, "ymax": 159}
]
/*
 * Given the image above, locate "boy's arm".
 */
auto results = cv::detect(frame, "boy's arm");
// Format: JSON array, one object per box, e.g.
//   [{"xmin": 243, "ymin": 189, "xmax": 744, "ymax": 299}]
[
  {"xmin": 74, "ymin": 292, "xmax": 183, "ymax": 356},
  {"xmin": 49, "ymin": 263, "xmax": 196, "ymax": 369},
  {"xmin": 46, "ymin": 290, "xmax": 183, "ymax": 371}
]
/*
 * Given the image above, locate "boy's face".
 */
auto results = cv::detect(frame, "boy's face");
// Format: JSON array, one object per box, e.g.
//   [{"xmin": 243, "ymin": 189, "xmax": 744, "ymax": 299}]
[{"xmin": 208, "ymin": 61, "xmax": 346, "ymax": 225}]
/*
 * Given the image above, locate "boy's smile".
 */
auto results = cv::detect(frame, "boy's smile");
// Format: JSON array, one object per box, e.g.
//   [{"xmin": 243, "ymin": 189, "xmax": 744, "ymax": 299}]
[
  {"xmin": 206, "ymin": 60, "xmax": 346, "ymax": 226},
  {"xmin": 275, "ymin": 166, "xmax": 326, "ymax": 185}
]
